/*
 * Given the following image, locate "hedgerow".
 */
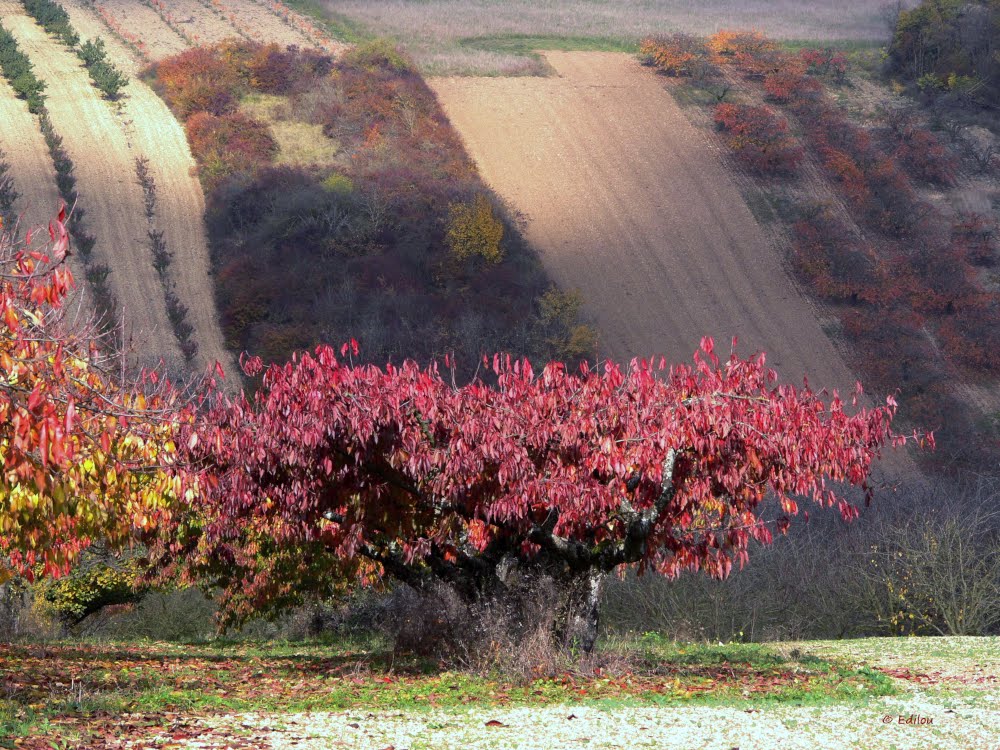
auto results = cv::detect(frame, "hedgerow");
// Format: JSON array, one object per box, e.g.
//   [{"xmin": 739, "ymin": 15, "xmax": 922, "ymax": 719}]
[
  {"xmin": 713, "ymin": 103, "xmax": 803, "ymax": 175},
  {"xmin": 700, "ymin": 28, "xmax": 998, "ymax": 472},
  {"xmin": 0, "ymin": 23, "xmax": 46, "ymax": 112}
]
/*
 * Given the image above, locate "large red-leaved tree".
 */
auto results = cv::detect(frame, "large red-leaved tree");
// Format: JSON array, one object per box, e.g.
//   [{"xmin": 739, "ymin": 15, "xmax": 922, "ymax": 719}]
[{"xmin": 161, "ymin": 338, "xmax": 918, "ymax": 649}]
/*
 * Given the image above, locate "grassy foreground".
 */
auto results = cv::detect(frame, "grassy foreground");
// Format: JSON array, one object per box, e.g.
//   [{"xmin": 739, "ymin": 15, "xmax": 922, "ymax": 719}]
[{"xmin": 0, "ymin": 632, "xmax": 965, "ymax": 747}]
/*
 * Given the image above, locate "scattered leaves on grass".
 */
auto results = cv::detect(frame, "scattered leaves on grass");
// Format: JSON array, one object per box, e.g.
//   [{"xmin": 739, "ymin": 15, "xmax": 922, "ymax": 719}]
[{"xmin": 0, "ymin": 641, "xmax": 890, "ymax": 747}]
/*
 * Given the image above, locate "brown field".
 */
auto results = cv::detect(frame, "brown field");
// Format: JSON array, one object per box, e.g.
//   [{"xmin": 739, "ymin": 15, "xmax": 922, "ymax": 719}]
[
  {"xmin": 432, "ymin": 52, "xmax": 859, "ymax": 395},
  {"xmin": 61, "ymin": 0, "xmax": 237, "ymax": 376},
  {"xmin": 1, "ymin": 2, "xmax": 183, "ymax": 368},
  {"xmin": 0, "ymin": 76, "xmax": 61, "ymax": 235}
]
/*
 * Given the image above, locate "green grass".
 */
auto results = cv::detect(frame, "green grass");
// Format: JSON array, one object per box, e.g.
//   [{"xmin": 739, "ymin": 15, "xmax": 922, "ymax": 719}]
[
  {"xmin": 280, "ymin": 0, "xmax": 371, "ymax": 44},
  {"xmin": 0, "ymin": 635, "xmax": 901, "ymax": 744},
  {"xmin": 458, "ymin": 34, "xmax": 636, "ymax": 56}
]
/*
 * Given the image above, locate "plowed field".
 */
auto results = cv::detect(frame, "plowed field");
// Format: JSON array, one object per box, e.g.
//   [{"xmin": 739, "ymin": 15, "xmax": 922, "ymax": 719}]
[
  {"xmin": 0, "ymin": 75, "xmax": 60, "ymax": 235},
  {"xmin": 151, "ymin": 0, "xmax": 243, "ymax": 46},
  {"xmin": 1, "ymin": 2, "xmax": 183, "ymax": 368},
  {"xmin": 97, "ymin": 0, "xmax": 188, "ymax": 60},
  {"xmin": 209, "ymin": 0, "xmax": 315, "ymax": 47},
  {"xmin": 432, "ymin": 52, "xmax": 859, "ymax": 395},
  {"xmin": 61, "ymin": 0, "xmax": 237, "ymax": 376}
]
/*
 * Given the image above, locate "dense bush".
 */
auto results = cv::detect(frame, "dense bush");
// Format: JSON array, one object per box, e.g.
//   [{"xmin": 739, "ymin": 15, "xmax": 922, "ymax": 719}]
[
  {"xmin": 32, "ymin": 553, "xmax": 144, "ymax": 627},
  {"xmin": 151, "ymin": 40, "xmax": 332, "ymax": 118},
  {"xmin": 186, "ymin": 111, "xmax": 278, "ymax": 190},
  {"xmin": 640, "ymin": 33, "xmax": 712, "ymax": 78},
  {"xmin": 799, "ymin": 48, "xmax": 847, "ymax": 82},
  {"xmin": 886, "ymin": 0, "xmax": 1000, "ymax": 110},
  {"xmin": 882, "ymin": 117, "xmax": 957, "ymax": 185},
  {"xmin": 446, "ymin": 193, "xmax": 504, "ymax": 263},
  {"xmin": 791, "ymin": 210, "xmax": 880, "ymax": 303},
  {"xmin": 713, "ymin": 103, "xmax": 803, "ymax": 175}
]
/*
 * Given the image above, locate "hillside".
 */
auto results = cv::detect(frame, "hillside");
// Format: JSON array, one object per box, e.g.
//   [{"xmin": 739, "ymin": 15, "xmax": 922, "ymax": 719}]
[{"xmin": 433, "ymin": 52, "xmax": 860, "ymax": 396}]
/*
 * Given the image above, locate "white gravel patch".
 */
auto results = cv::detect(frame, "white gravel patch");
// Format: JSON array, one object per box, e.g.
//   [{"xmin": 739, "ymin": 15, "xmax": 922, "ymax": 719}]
[{"xmin": 193, "ymin": 692, "xmax": 999, "ymax": 750}]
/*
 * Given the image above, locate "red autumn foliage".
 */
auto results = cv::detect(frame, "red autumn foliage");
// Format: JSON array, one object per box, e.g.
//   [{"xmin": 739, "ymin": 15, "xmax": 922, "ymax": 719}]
[
  {"xmin": 151, "ymin": 46, "xmax": 242, "ymax": 117},
  {"xmin": 157, "ymin": 339, "xmax": 913, "ymax": 627},
  {"xmin": 640, "ymin": 34, "xmax": 709, "ymax": 77},
  {"xmin": 185, "ymin": 111, "xmax": 278, "ymax": 190},
  {"xmin": 951, "ymin": 213, "xmax": 997, "ymax": 266},
  {"xmin": 762, "ymin": 59, "xmax": 821, "ymax": 104},
  {"xmin": 708, "ymin": 30, "xmax": 778, "ymax": 76},
  {"xmin": 246, "ymin": 42, "xmax": 333, "ymax": 95},
  {"xmin": 790, "ymin": 211, "xmax": 881, "ymax": 303},
  {"xmin": 887, "ymin": 122, "xmax": 957, "ymax": 186},
  {"xmin": 936, "ymin": 306, "xmax": 1000, "ymax": 372},
  {"xmin": 713, "ymin": 103, "xmax": 803, "ymax": 175},
  {"xmin": 799, "ymin": 48, "xmax": 847, "ymax": 81}
]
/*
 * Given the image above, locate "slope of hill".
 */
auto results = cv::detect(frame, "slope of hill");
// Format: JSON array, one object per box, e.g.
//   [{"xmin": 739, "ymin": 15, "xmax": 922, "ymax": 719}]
[
  {"xmin": 61, "ymin": 0, "xmax": 237, "ymax": 377},
  {"xmin": 0, "ymin": 1, "xmax": 183, "ymax": 368},
  {"xmin": 0, "ymin": 74, "xmax": 60, "ymax": 234},
  {"xmin": 432, "ymin": 51, "xmax": 860, "ymax": 396}
]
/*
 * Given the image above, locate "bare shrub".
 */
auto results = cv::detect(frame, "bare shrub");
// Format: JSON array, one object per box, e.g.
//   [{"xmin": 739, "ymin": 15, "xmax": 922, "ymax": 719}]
[
  {"xmin": 603, "ymin": 478, "xmax": 1000, "ymax": 641},
  {"xmin": 382, "ymin": 573, "xmax": 631, "ymax": 679},
  {"xmin": 857, "ymin": 478, "xmax": 1000, "ymax": 636}
]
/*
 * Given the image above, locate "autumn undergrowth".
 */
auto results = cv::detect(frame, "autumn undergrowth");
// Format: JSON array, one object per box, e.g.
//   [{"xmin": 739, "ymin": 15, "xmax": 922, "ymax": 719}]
[{"xmin": 0, "ymin": 635, "xmax": 899, "ymax": 745}]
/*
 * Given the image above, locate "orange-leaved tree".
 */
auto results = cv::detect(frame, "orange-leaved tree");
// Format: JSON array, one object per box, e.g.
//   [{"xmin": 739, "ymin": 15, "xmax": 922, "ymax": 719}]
[{"xmin": 0, "ymin": 208, "xmax": 203, "ymax": 582}]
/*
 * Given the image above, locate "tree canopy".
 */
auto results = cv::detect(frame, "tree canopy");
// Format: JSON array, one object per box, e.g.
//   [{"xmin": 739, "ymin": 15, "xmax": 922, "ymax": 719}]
[{"xmin": 155, "ymin": 338, "xmax": 915, "ymax": 638}]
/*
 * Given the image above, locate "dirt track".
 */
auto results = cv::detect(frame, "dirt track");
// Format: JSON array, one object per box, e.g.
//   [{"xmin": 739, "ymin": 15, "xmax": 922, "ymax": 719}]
[
  {"xmin": 1, "ymin": 2, "xmax": 183, "ymax": 368},
  {"xmin": 432, "ymin": 52, "xmax": 860, "ymax": 395}
]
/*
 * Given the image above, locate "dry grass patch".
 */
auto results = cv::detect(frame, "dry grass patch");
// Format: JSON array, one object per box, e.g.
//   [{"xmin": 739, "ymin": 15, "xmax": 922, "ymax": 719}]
[
  {"xmin": 241, "ymin": 93, "xmax": 339, "ymax": 166},
  {"xmin": 320, "ymin": 0, "xmax": 910, "ymax": 75}
]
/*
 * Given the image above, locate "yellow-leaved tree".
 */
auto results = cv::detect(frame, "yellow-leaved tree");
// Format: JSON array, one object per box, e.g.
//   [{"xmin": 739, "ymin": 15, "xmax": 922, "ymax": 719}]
[{"xmin": 0, "ymin": 208, "xmax": 206, "ymax": 582}]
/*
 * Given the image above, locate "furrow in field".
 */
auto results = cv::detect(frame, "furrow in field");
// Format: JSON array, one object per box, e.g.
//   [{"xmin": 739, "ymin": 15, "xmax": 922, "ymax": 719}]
[
  {"xmin": 0, "ymin": 74, "xmax": 61, "ymax": 235},
  {"xmin": 62, "ymin": 0, "xmax": 238, "ymax": 378},
  {"xmin": 431, "ymin": 51, "xmax": 859, "ymax": 396},
  {"xmin": 151, "ymin": 0, "xmax": 244, "ymax": 46},
  {"xmin": 209, "ymin": 0, "xmax": 315, "ymax": 47},
  {"xmin": 96, "ymin": 0, "xmax": 189, "ymax": 61},
  {"xmin": 1, "ymin": 2, "xmax": 183, "ymax": 368}
]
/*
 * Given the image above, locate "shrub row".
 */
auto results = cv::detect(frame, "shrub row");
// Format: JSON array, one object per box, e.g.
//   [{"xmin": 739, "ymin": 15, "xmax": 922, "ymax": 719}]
[
  {"xmin": 705, "ymin": 28, "xmax": 999, "ymax": 471},
  {"xmin": 713, "ymin": 103, "xmax": 803, "ymax": 176},
  {"xmin": 22, "ymin": 0, "xmax": 128, "ymax": 99},
  {"xmin": 22, "ymin": 0, "xmax": 77, "ymax": 46},
  {"xmin": 134, "ymin": 156, "xmax": 197, "ymax": 362},
  {"xmin": 0, "ymin": 14, "xmax": 116, "ymax": 332},
  {"xmin": 0, "ymin": 148, "xmax": 19, "ymax": 224},
  {"xmin": 640, "ymin": 33, "xmax": 715, "ymax": 79},
  {"xmin": 0, "ymin": 23, "xmax": 46, "ymax": 112}
]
